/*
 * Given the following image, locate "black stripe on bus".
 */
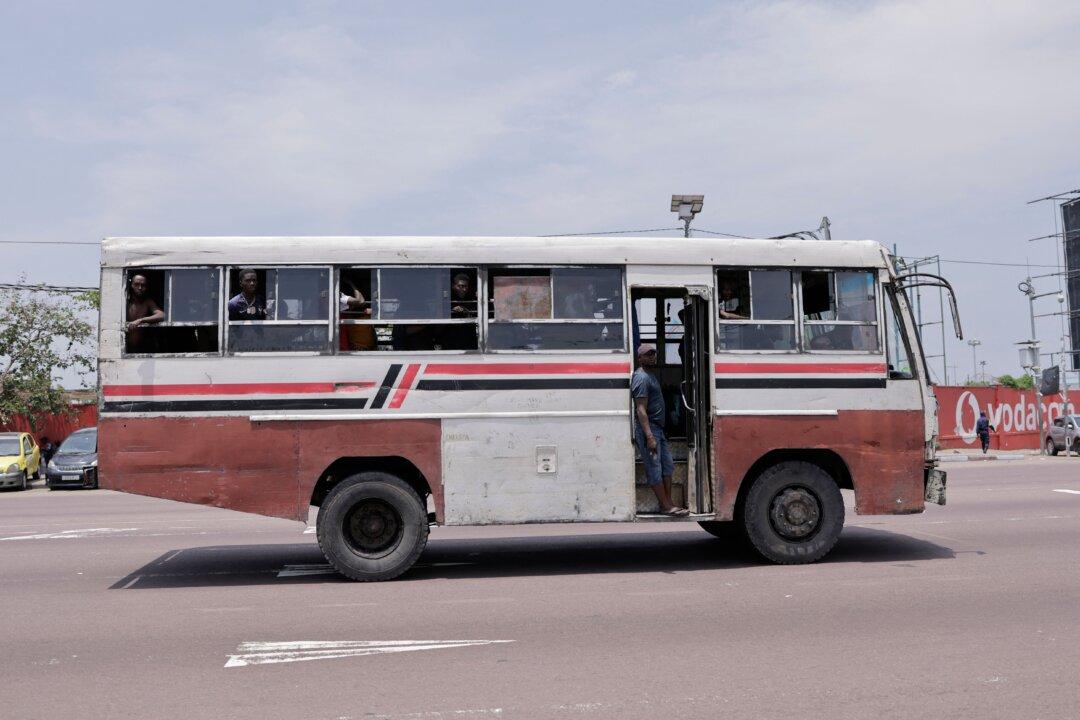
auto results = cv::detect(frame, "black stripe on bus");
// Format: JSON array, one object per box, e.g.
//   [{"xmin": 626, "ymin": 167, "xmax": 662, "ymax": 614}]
[
  {"xmin": 370, "ymin": 364, "xmax": 403, "ymax": 409},
  {"xmin": 102, "ymin": 398, "xmax": 370, "ymax": 413},
  {"xmin": 714, "ymin": 378, "xmax": 887, "ymax": 389},
  {"xmin": 415, "ymin": 378, "xmax": 629, "ymax": 391}
]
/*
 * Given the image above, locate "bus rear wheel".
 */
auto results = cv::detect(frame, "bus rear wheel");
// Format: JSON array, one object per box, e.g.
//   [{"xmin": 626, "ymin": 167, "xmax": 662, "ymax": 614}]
[
  {"xmin": 317, "ymin": 472, "xmax": 428, "ymax": 582},
  {"xmin": 740, "ymin": 461, "xmax": 844, "ymax": 565}
]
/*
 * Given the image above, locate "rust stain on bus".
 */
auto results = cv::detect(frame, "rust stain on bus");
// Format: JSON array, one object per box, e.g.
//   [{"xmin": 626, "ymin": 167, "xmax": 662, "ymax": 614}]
[
  {"xmin": 99, "ymin": 417, "xmax": 441, "ymax": 522},
  {"xmin": 712, "ymin": 410, "xmax": 925, "ymax": 520}
]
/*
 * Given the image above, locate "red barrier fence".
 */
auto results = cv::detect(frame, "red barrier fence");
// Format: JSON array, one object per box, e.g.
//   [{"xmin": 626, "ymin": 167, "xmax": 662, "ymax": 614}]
[
  {"xmin": 934, "ymin": 385, "xmax": 1073, "ymax": 450},
  {"xmin": 0, "ymin": 404, "xmax": 98, "ymax": 444}
]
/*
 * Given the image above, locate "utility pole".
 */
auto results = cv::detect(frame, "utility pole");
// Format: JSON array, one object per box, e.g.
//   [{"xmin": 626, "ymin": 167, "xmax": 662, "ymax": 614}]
[
  {"xmin": 979, "ymin": 360, "xmax": 987, "ymax": 382},
  {"xmin": 968, "ymin": 339, "xmax": 981, "ymax": 382},
  {"xmin": 1019, "ymin": 277, "xmax": 1047, "ymax": 453}
]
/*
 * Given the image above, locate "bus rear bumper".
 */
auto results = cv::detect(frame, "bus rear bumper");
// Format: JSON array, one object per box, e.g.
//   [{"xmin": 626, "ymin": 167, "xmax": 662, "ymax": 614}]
[{"xmin": 924, "ymin": 467, "xmax": 946, "ymax": 506}]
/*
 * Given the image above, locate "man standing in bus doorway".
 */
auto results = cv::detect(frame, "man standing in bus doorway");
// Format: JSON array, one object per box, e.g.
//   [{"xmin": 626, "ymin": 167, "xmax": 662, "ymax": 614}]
[
  {"xmin": 975, "ymin": 411, "xmax": 995, "ymax": 454},
  {"xmin": 632, "ymin": 344, "xmax": 689, "ymax": 516}
]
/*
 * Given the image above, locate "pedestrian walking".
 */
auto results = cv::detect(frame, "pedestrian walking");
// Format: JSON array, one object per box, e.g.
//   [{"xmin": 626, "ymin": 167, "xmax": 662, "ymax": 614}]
[{"xmin": 975, "ymin": 411, "xmax": 995, "ymax": 454}]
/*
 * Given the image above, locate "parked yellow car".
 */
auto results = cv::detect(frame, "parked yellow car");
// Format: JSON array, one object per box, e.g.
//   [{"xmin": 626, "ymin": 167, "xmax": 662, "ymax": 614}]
[{"xmin": 0, "ymin": 432, "xmax": 41, "ymax": 491}]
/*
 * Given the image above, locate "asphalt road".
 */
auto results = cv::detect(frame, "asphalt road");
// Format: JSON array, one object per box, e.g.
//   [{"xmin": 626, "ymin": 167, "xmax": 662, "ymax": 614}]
[{"xmin": 3, "ymin": 459, "xmax": 1080, "ymax": 720}]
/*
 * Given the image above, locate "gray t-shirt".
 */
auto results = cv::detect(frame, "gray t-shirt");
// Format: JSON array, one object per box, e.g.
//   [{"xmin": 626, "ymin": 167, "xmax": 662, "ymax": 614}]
[{"xmin": 631, "ymin": 367, "xmax": 665, "ymax": 427}]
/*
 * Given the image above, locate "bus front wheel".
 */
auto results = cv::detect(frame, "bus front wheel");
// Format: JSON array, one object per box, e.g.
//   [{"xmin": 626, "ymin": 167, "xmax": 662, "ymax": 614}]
[
  {"xmin": 317, "ymin": 472, "xmax": 429, "ymax": 582},
  {"xmin": 740, "ymin": 461, "xmax": 844, "ymax": 565}
]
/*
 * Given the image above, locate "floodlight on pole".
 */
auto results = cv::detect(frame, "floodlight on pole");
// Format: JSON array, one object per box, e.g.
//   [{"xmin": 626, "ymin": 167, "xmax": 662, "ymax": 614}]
[
  {"xmin": 967, "ymin": 339, "xmax": 981, "ymax": 381},
  {"xmin": 671, "ymin": 195, "xmax": 704, "ymax": 238}
]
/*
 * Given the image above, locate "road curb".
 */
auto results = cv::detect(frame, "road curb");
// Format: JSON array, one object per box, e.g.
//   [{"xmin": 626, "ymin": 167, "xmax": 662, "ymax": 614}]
[{"xmin": 938, "ymin": 453, "xmax": 1028, "ymax": 463}]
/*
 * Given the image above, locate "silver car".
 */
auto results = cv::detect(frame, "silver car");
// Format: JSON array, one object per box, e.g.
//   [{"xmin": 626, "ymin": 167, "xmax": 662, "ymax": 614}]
[{"xmin": 1046, "ymin": 415, "xmax": 1080, "ymax": 456}]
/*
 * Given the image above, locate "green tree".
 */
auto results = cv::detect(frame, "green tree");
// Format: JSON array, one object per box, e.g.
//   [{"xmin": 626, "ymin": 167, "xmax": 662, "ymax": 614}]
[
  {"xmin": 996, "ymin": 373, "xmax": 1034, "ymax": 390},
  {"xmin": 0, "ymin": 282, "xmax": 97, "ymax": 428}
]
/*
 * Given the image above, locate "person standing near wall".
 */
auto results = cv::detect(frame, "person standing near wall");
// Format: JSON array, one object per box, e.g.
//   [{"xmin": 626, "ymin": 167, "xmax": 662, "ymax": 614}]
[{"xmin": 975, "ymin": 411, "xmax": 995, "ymax": 454}]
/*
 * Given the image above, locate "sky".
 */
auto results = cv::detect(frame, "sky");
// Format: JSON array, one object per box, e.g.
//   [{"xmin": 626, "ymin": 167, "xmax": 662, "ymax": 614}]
[{"xmin": 2, "ymin": 0, "xmax": 1079, "ymax": 383}]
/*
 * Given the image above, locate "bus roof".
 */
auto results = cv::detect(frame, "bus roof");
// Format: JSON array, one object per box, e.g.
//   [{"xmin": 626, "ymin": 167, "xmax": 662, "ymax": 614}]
[{"xmin": 101, "ymin": 236, "xmax": 891, "ymax": 269}]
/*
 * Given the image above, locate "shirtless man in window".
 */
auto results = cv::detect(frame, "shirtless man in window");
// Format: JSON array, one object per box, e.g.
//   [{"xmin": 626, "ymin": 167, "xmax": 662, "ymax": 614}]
[{"xmin": 125, "ymin": 273, "xmax": 164, "ymax": 353}]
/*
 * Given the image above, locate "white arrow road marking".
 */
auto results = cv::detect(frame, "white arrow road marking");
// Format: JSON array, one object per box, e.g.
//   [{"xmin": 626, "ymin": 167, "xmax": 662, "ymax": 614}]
[
  {"xmin": 224, "ymin": 640, "xmax": 513, "ymax": 668},
  {"xmin": 0, "ymin": 527, "xmax": 140, "ymax": 541},
  {"xmin": 1053, "ymin": 489, "xmax": 1080, "ymax": 495}
]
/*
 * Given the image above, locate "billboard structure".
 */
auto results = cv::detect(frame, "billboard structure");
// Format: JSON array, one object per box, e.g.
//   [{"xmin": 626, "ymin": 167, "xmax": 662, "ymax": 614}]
[{"xmin": 1065, "ymin": 198, "xmax": 1080, "ymax": 370}]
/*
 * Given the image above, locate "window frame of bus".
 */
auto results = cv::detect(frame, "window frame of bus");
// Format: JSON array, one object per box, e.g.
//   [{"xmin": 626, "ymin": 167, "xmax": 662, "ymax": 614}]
[
  {"xmin": 224, "ymin": 265, "xmax": 333, "ymax": 356},
  {"xmin": 714, "ymin": 267, "xmax": 798, "ymax": 354},
  {"xmin": 798, "ymin": 268, "xmax": 884, "ymax": 355},
  {"xmin": 883, "ymin": 282, "xmax": 920, "ymax": 380},
  {"xmin": 485, "ymin": 265, "xmax": 628, "ymax": 354},
  {"xmin": 121, "ymin": 266, "xmax": 223, "ymax": 357},
  {"xmin": 335, "ymin": 266, "xmax": 481, "ymax": 353}
]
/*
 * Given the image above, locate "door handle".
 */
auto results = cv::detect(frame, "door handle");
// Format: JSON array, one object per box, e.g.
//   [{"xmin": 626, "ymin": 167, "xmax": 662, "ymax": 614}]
[{"xmin": 679, "ymin": 380, "xmax": 693, "ymax": 412}]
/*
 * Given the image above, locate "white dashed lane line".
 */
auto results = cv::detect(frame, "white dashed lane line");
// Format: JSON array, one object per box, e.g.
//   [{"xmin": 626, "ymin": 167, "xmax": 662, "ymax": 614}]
[
  {"xmin": 0, "ymin": 528, "xmax": 140, "ymax": 541},
  {"xmin": 1052, "ymin": 489, "xmax": 1080, "ymax": 495}
]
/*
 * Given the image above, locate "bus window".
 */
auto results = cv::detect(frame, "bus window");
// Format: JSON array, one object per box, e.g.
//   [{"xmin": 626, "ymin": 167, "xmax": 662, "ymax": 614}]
[
  {"xmin": 227, "ymin": 267, "xmax": 331, "ymax": 352},
  {"xmin": 123, "ymin": 268, "xmax": 219, "ymax": 355},
  {"xmin": 884, "ymin": 287, "xmax": 916, "ymax": 378},
  {"xmin": 487, "ymin": 267, "xmax": 624, "ymax": 351},
  {"xmin": 715, "ymin": 269, "xmax": 796, "ymax": 351},
  {"xmin": 340, "ymin": 267, "xmax": 479, "ymax": 352},
  {"xmin": 802, "ymin": 270, "xmax": 879, "ymax": 352}
]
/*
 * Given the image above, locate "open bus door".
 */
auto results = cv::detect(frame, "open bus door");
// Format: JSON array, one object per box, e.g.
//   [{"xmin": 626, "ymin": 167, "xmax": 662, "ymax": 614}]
[
  {"xmin": 630, "ymin": 286, "xmax": 713, "ymax": 517},
  {"xmin": 681, "ymin": 290, "xmax": 713, "ymax": 515}
]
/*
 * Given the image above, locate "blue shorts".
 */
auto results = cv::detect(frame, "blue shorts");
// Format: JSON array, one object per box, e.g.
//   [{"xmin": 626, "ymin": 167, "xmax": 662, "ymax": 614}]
[{"xmin": 635, "ymin": 423, "xmax": 674, "ymax": 487}]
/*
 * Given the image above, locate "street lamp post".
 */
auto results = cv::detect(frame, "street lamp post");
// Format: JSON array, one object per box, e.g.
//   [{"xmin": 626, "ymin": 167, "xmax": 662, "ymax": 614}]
[
  {"xmin": 968, "ymin": 339, "xmax": 981, "ymax": 383},
  {"xmin": 671, "ymin": 195, "xmax": 704, "ymax": 238},
  {"xmin": 1019, "ymin": 279, "xmax": 1048, "ymax": 453}
]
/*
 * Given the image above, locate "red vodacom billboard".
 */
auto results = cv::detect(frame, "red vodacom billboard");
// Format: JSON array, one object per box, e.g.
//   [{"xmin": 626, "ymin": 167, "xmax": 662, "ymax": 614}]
[{"xmin": 934, "ymin": 385, "xmax": 1075, "ymax": 450}]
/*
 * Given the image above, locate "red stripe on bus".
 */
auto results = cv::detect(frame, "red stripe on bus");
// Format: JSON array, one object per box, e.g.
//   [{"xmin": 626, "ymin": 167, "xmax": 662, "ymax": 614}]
[
  {"xmin": 713, "ymin": 363, "xmax": 887, "ymax": 374},
  {"xmin": 388, "ymin": 364, "xmax": 421, "ymax": 409},
  {"xmin": 102, "ymin": 381, "xmax": 376, "ymax": 397},
  {"xmin": 423, "ymin": 362, "xmax": 631, "ymax": 376}
]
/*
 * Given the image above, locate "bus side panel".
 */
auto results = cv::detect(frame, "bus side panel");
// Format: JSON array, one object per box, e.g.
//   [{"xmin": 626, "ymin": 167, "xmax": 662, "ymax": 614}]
[
  {"xmin": 441, "ymin": 416, "xmax": 634, "ymax": 525},
  {"xmin": 100, "ymin": 417, "xmax": 442, "ymax": 523},
  {"xmin": 712, "ymin": 409, "xmax": 925, "ymax": 519},
  {"xmin": 292, "ymin": 419, "xmax": 442, "ymax": 520},
  {"xmin": 99, "ymin": 416, "xmax": 303, "ymax": 520}
]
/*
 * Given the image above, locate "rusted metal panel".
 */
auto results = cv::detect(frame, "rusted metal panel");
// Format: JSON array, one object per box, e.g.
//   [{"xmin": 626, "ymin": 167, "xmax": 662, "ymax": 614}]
[
  {"xmin": 712, "ymin": 409, "xmax": 926, "ymax": 520},
  {"xmin": 99, "ymin": 416, "xmax": 301, "ymax": 520},
  {"xmin": 100, "ymin": 416, "xmax": 441, "ymax": 522},
  {"xmin": 291, "ymin": 418, "xmax": 442, "ymax": 520}
]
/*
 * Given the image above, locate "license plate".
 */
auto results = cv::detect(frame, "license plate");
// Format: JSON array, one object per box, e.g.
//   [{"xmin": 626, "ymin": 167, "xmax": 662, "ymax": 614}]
[{"xmin": 62, "ymin": 474, "xmax": 80, "ymax": 481}]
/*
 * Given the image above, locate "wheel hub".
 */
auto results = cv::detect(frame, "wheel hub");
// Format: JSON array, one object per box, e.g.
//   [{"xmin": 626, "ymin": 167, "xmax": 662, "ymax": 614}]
[
  {"xmin": 345, "ymin": 499, "xmax": 403, "ymax": 556},
  {"xmin": 769, "ymin": 487, "xmax": 822, "ymax": 540}
]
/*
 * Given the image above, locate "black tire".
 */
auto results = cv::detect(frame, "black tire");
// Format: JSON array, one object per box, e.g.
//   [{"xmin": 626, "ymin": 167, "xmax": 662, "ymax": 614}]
[
  {"xmin": 1047, "ymin": 438, "xmax": 1058, "ymax": 456},
  {"xmin": 697, "ymin": 520, "xmax": 741, "ymax": 540},
  {"xmin": 20, "ymin": 472, "xmax": 28, "ymax": 491},
  {"xmin": 317, "ymin": 472, "xmax": 428, "ymax": 582},
  {"xmin": 740, "ymin": 461, "xmax": 844, "ymax": 565}
]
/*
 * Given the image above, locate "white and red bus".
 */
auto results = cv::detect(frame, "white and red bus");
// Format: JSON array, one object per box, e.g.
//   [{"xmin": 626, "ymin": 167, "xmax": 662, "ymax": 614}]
[{"xmin": 98, "ymin": 235, "xmax": 957, "ymax": 580}]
